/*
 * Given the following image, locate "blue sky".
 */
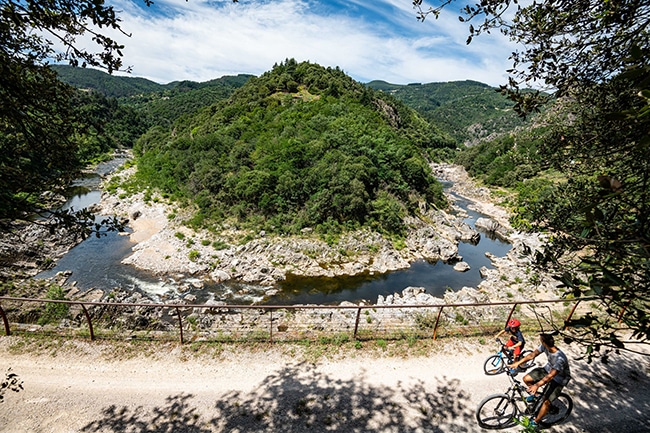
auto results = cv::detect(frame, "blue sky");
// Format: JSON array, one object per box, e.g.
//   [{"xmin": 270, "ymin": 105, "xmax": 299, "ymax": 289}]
[{"xmin": 99, "ymin": 0, "xmax": 518, "ymax": 86}]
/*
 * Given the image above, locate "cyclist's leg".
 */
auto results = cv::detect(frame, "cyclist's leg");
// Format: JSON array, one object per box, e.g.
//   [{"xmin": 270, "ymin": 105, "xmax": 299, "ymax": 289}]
[
  {"xmin": 513, "ymin": 345, "xmax": 522, "ymax": 361},
  {"xmin": 535, "ymin": 381, "xmax": 562, "ymax": 423},
  {"xmin": 504, "ymin": 339, "xmax": 515, "ymax": 359},
  {"xmin": 523, "ymin": 367, "xmax": 545, "ymax": 387}
]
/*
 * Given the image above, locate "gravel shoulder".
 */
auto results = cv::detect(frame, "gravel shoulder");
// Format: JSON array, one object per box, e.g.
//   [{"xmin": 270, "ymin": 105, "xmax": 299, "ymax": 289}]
[{"xmin": 1, "ymin": 336, "xmax": 648, "ymax": 433}]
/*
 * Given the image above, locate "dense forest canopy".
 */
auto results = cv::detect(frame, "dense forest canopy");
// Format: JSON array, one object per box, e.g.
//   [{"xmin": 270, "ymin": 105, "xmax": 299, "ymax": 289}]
[
  {"xmin": 133, "ymin": 59, "xmax": 454, "ymax": 236},
  {"xmin": 0, "ymin": 0, "xmax": 149, "ymax": 235}
]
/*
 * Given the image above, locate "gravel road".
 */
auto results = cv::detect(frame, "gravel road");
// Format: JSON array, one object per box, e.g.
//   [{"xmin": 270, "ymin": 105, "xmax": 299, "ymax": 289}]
[{"xmin": 1, "ymin": 336, "xmax": 648, "ymax": 433}]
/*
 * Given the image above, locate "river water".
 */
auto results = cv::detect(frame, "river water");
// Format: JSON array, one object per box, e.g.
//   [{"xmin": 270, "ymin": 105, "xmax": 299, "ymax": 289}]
[{"xmin": 36, "ymin": 166, "xmax": 511, "ymax": 305}]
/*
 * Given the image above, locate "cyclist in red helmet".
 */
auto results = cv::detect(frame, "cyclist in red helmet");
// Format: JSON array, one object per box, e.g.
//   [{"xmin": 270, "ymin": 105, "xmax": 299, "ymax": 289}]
[{"xmin": 495, "ymin": 318, "xmax": 526, "ymax": 361}]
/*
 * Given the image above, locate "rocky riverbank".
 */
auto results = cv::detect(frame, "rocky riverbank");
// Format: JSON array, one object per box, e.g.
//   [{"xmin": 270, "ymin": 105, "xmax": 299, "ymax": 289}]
[{"xmin": 0, "ymin": 159, "xmax": 566, "ymax": 342}]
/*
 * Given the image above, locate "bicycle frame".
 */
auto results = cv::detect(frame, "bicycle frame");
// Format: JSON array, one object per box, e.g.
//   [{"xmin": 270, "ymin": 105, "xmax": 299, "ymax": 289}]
[
  {"xmin": 504, "ymin": 371, "xmax": 544, "ymax": 415},
  {"xmin": 476, "ymin": 370, "xmax": 573, "ymax": 429},
  {"xmin": 483, "ymin": 339, "xmax": 533, "ymax": 375}
]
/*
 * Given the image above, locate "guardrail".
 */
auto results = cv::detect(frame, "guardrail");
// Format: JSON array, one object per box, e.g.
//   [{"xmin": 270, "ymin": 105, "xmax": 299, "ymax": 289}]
[{"xmin": 0, "ymin": 296, "xmax": 598, "ymax": 344}]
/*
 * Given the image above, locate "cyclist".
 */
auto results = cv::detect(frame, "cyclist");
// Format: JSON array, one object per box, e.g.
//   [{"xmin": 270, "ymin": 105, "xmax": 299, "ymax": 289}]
[
  {"xmin": 509, "ymin": 333, "xmax": 571, "ymax": 430},
  {"xmin": 495, "ymin": 318, "xmax": 525, "ymax": 361}
]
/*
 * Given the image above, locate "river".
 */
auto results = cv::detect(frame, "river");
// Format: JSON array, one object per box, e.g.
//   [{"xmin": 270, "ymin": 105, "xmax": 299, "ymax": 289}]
[{"xmin": 36, "ymin": 164, "xmax": 511, "ymax": 305}]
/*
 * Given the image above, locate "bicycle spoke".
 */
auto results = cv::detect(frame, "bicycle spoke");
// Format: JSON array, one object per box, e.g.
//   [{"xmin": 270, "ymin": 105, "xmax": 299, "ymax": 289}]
[{"xmin": 476, "ymin": 395, "xmax": 517, "ymax": 429}]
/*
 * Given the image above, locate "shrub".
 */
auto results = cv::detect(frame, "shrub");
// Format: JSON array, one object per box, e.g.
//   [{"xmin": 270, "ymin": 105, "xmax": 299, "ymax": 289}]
[{"xmin": 38, "ymin": 285, "xmax": 69, "ymax": 325}]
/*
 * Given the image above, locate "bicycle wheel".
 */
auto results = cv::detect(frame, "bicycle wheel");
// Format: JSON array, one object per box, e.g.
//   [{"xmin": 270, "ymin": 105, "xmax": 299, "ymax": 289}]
[
  {"xmin": 483, "ymin": 354, "xmax": 505, "ymax": 375},
  {"xmin": 476, "ymin": 394, "xmax": 518, "ymax": 429},
  {"xmin": 539, "ymin": 393, "xmax": 573, "ymax": 428}
]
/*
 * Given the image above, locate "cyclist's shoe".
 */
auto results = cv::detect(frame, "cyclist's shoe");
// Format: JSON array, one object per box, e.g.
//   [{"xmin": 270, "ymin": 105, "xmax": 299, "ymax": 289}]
[
  {"xmin": 528, "ymin": 417, "xmax": 540, "ymax": 431},
  {"xmin": 525, "ymin": 394, "xmax": 538, "ymax": 403}
]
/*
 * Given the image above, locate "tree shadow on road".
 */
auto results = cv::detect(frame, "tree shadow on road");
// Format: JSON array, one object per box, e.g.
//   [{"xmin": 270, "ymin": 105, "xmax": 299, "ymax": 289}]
[
  {"xmin": 567, "ymin": 349, "xmax": 650, "ymax": 433},
  {"xmin": 81, "ymin": 363, "xmax": 476, "ymax": 432},
  {"xmin": 81, "ymin": 393, "xmax": 209, "ymax": 433}
]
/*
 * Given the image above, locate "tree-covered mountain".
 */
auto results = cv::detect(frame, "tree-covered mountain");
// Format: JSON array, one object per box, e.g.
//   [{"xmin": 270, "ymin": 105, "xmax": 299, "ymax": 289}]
[
  {"xmin": 125, "ymin": 76, "xmax": 253, "ymax": 128},
  {"xmin": 54, "ymin": 65, "xmax": 528, "ymax": 149},
  {"xmin": 133, "ymin": 59, "xmax": 455, "ymax": 236},
  {"xmin": 367, "ymin": 80, "xmax": 528, "ymax": 146},
  {"xmin": 52, "ymin": 65, "xmax": 253, "ymax": 127},
  {"xmin": 51, "ymin": 64, "xmax": 164, "ymax": 98}
]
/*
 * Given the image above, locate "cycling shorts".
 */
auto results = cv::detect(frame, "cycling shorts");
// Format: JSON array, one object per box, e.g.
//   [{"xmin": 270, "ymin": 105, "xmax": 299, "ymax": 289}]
[
  {"xmin": 505, "ymin": 339, "xmax": 522, "ymax": 358},
  {"xmin": 528, "ymin": 367, "xmax": 564, "ymax": 402}
]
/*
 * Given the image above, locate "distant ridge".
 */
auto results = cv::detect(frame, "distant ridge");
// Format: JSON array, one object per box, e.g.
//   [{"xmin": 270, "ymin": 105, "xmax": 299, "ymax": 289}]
[
  {"xmin": 51, "ymin": 64, "xmax": 529, "ymax": 147},
  {"xmin": 50, "ymin": 64, "xmax": 253, "ymax": 99},
  {"xmin": 367, "ymin": 79, "xmax": 525, "ymax": 146},
  {"xmin": 51, "ymin": 65, "xmax": 164, "ymax": 97}
]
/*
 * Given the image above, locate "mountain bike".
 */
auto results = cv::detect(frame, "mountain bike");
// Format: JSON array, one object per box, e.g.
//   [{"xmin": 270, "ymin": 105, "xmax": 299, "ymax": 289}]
[
  {"xmin": 476, "ymin": 369, "xmax": 573, "ymax": 429},
  {"xmin": 483, "ymin": 338, "xmax": 534, "ymax": 375}
]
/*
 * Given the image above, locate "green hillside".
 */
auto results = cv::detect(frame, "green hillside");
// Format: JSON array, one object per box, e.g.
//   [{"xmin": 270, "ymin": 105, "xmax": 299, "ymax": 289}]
[
  {"xmin": 125, "ymin": 75, "xmax": 253, "ymax": 127},
  {"xmin": 367, "ymin": 80, "xmax": 527, "ymax": 146},
  {"xmin": 133, "ymin": 59, "xmax": 454, "ymax": 236},
  {"xmin": 53, "ymin": 65, "xmax": 525, "ymax": 149},
  {"xmin": 52, "ymin": 65, "xmax": 253, "ymax": 126},
  {"xmin": 51, "ymin": 64, "xmax": 164, "ymax": 97}
]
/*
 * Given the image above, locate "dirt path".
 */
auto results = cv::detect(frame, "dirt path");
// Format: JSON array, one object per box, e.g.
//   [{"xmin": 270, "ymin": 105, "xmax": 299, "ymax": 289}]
[{"xmin": 1, "ymin": 337, "xmax": 648, "ymax": 433}]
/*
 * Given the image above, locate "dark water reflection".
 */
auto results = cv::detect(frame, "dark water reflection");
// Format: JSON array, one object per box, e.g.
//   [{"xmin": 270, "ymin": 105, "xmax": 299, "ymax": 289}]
[
  {"xmin": 36, "ymin": 157, "xmax": 175, "ymax": 298},
  {"xmin": 265, "ymin": 215, "xmax": 511, "ymax": 305}
]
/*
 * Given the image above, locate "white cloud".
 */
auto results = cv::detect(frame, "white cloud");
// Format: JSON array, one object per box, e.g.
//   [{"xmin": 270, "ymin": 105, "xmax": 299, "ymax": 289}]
[{"xmin": 100, "ymin": 0, "xmax": 517, "ymax": 86}]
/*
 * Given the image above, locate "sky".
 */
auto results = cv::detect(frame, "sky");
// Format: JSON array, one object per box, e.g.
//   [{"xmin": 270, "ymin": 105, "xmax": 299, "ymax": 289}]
[{"xmin": 96, "ymin": 0, "xmax": 520, "ymax": 86}]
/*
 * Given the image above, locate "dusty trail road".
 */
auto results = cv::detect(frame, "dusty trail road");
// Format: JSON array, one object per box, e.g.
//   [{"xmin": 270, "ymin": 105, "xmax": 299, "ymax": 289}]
[{"xmin": 1, "ymin": 337, "xmax": 648, "ymax": 432}]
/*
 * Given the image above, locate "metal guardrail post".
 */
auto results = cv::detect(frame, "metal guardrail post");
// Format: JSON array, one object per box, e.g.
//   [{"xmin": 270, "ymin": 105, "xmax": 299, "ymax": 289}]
[
  {"xmin": 354, "ymin": 308, "xmax": 362, "ymax": 340},
  {"xmin": 175, "ymin": 307, "xmax": 184, "ymax": 344},
  {"xmin": 0, "ymin": 303, "xmax": 10, "ymax": 336},
  {"xmin": 507, "ymin": 303, "xmax": 518, "ymax": 323},
  {"xmin": 80, "ymin": 304, "xmax": 94, "ymax": 340},
  {"xmin": 433, "ymin": 306, "xmax": 444, "ymax": 340},
  {"xmin": 269, "ymin": 309, "xmax": 273, "ymax": 343},
  {"xmin": 564, "ymin": 299, "xmax": 582, "ymax": 329}
]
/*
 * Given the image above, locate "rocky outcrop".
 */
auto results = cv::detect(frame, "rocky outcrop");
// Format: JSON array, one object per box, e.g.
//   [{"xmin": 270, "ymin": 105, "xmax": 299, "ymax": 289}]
[
  {"xmin": 474, "ymin": 217, "xmax": 510, "ymax": 241},
  {"xmin": 0, "ymin": 221, "xmax": 79, "ymax": 280}
]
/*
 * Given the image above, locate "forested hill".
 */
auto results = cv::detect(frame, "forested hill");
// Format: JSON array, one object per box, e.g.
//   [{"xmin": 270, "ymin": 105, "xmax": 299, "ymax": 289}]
[
  {"xmin": 367, "ymin": 80, "xmax": 527, "ymax": 146},
  {"xmin": 53, "ymin": 65, "xmax": 525, "ymax": 148},
  {"xmin": 51, "ymin": 64, "xmax": 252, "ymax": 99},
  {"xmin": 133, "ymin": 59, "xmax": 455, "ymax": 236},
  {"xmin": 51, "ymin": 64, "xmax": 162, "ymax": 97},
  {"xmin": 52, "ymin": 65, "xmax": 253, "ymax": 128}
]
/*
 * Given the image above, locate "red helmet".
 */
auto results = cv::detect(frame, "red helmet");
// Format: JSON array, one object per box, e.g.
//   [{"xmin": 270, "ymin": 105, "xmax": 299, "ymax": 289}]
[{"xmin": 508, "ymin": 319, "xmax": 521, "ymax": 328}]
